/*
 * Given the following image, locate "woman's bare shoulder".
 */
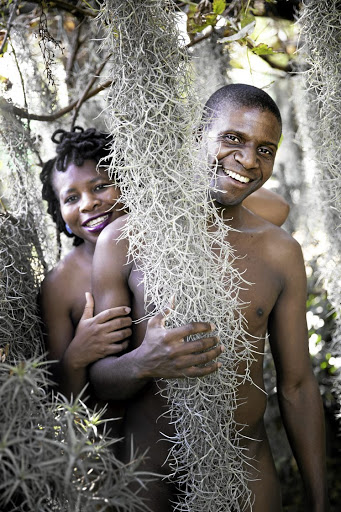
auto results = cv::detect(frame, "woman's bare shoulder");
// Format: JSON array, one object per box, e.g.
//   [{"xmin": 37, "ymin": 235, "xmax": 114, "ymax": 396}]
[{"xmin": 41, "ymin": 246, "xmax": 86, "ymax": 297}]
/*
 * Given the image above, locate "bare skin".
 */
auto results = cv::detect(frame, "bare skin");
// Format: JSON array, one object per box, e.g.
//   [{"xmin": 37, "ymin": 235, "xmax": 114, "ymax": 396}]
[
  {"xmin": 40, "ymin": 160, "xmax": 132, "ymax": 401},
  {"xmin": 40, "ymin": 158, "xmax": 289, "ymax": 401},
  {"xmin": 90, "ymin": 106, "xmax": 328, "ymax": 511}
]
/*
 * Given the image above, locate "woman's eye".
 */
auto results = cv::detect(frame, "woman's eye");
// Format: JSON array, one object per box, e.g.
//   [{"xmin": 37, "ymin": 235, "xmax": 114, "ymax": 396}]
[
  {"xmin": 65, "ymin": 195, "xmax": 77, "ymax": 204},
  {"xmin": 95, "ymin": 183, "xmax": 108, "ymax": 191}
]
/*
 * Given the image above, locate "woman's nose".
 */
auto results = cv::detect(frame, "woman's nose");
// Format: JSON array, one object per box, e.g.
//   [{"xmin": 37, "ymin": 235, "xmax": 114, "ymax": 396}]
[{"xmin": 79, "ymin": 193, "xmax": 100, "ymax": 212}]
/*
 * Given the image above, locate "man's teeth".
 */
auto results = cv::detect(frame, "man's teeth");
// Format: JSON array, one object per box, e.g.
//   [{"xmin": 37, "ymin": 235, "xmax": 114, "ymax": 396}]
[
  {"xmin": 223, "ymin": 169, "xmax": 250, "ymax": 183},
  {"xmin": 86, "ymin": 214, "xmax": 109, "ymax": 227}
]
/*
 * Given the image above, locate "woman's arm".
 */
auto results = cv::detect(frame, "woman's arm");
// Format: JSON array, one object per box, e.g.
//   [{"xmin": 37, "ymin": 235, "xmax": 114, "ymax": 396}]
[{"xmin": 40, "ymin": 273, "xmax": 132, "ymax": 399}]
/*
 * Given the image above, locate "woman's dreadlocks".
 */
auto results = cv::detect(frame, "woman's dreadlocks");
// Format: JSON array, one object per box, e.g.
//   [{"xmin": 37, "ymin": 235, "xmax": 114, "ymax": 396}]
[{"xmin": 40, "ymin": 127, "xmax": 114, "ymax": 246}]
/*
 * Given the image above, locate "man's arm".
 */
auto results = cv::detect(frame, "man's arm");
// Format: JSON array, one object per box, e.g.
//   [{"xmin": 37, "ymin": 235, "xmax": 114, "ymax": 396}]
[
  {"xmin": 243, "ymin": 187, "xmax": 289, "ymax": 226},
  {"xmin": 268, "ymin": 237, "xmax": 329, "ymax": 511},
  {"xmin": 89, "ymin": 216, "xmax": 223, "ymax": 401}
]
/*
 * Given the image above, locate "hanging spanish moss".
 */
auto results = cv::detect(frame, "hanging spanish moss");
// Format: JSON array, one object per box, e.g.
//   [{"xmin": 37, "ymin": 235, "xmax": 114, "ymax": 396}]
[
  {"xmin": 297, "ymin": 0, "xmax": 341, "ymax": 419},
  {"xmin": 0, "ymin": 113, "xmax": 151, "ymax": 511},
  {"xmin": 98, "ymin": 1, "xmax": 258, "ymax": 510}
]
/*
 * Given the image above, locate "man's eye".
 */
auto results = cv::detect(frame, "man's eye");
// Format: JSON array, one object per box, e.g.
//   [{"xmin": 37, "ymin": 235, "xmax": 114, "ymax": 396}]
[
  {"xmin": 258, "ymin": 147, "xmax": 272, "ymax": 156},
  {"xmin": 224, "ymin": 134, "xmax": 240, "ymax": 143}
]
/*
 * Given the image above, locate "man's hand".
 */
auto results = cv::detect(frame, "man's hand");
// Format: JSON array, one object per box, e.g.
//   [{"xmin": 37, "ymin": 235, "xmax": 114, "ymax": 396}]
[
  {"xmin": 134, "ymin": 308, "xmax": 223, "ymax": 379},
  {"xmin": 65, "ymin": 292, "xmax": 132, "ymax": 370}
]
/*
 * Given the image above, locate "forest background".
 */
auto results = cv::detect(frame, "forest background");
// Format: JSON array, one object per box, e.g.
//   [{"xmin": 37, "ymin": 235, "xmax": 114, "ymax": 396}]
[{"xmin": 0, "ymin": 1, "xmax": 340, "ymax": 511}]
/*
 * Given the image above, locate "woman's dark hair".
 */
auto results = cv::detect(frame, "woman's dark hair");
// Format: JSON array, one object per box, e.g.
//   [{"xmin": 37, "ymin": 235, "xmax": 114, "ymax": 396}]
[{"xmin": 40, "ymin": 127, "xmax": 114, "ymax": 246}]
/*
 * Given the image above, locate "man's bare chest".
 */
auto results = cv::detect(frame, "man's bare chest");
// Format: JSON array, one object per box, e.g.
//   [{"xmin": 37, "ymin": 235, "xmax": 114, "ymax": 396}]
[
  {"xmin": 128, "ymin": 242, "xmax": 282, "ymax": 342},
  {"xmin": 234, "ymin": 253, "xmax": 282, "ymax": 335}
]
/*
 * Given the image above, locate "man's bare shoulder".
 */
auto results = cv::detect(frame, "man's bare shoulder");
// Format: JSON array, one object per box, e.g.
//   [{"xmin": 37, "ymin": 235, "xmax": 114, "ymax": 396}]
[
  {"xmin": 95, "ymin": 213, "xmax": 132, "ymax": 276},
  {"xmin": 98, "ymin": 213, "xmax": 129, "ymax": 242},
  {"xmin": 256, "ymin": 218, "xmax": 304, "ymax": 282},
  {"xmin": 244, "ymin": 207, "xmax": 303, "ymax": 266}
]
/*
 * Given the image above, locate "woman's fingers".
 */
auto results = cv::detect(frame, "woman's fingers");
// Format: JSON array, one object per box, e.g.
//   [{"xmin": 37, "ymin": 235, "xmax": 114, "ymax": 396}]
[
  {"xmin": 106, "ymin": 340, "xmax": 129, "ymax": 355},
  {"xmin": 107, "ymin": 327, "xmax": 132, "ymax": 343},
  {"xmin": 96, "ymin": 306, "xmax": 131, "ymax": 323}
]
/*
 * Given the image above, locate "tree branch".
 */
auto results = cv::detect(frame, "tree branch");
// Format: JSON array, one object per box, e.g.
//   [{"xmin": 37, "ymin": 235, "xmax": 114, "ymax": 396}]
[
  {"xmin": 0, "ymin": 0, "xmax": 20, "ymax": 55},
  {"xmin": 70, "ymin": 55, "xmax": 111, "ymax": 128},
  {"xmin": 0, "ymin": 79, "xmax": 112, "ymax": 122},
  {"xmin": 27, "ymin": 0, "xmax": 97, "ymax": 18},
  {"xmin": 65, "ymin": 21, "xmax": 83, "ymax": 84}
]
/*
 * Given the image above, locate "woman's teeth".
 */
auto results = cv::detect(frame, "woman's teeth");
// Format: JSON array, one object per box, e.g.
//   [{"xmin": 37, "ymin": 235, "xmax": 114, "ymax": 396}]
[
  {"xmin": 86, "ymin": 214, "xmax": 109, "ymax": 227},
  {"xmin": 223, "ymin": 169, "xmax": 250, "ymax": 183}
]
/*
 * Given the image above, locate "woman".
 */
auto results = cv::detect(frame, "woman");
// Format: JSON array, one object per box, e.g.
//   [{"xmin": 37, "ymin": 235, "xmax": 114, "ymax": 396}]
[{"xmin": 40, "ymin": 126, "xmax": 289, "ymax": 400}]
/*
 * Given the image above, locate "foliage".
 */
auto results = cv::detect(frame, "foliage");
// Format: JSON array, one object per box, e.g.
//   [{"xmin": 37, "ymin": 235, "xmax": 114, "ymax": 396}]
[
  {"xmin": 0, "ymin": 359, "xmax": 151, "ymax": 512},
  {"xmin": 297, "ymin": 0, "xmax": 341, "ymax": 426},
  {"xmin": 264, "ymin": 271, "xmax": 341, "ymax": 512},
  {"xmin": 0, "ymin": 0, "xmax": 340, "ymax": 510},
  {"xmin": 98, "ymin": 1, "xmax": 261, "ymax": 510},
  {"xmin": 0, "ymin": 93, "xmax": 150, "ymax": 512}
]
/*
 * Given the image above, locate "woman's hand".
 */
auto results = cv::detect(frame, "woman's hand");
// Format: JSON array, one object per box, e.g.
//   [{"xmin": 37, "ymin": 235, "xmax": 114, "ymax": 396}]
[{"xmin": 64, "ymin": 292, "xmax": 132, "ymax": 370}]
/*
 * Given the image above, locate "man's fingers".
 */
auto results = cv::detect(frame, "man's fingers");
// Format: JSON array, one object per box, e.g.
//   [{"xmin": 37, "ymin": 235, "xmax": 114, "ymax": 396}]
[
  {"xmin": 96, "ymin": 306, "xmax": 131, "ymax": 323},
  {"xmin": 171, "ymin": 336, "xmax": 220, "ymax": 356},
  {"xmin": 183, "ymin": 361, "xmax": 222, "ymax": 378},
  {"xmin": 147, "ymin": 307, "xmax": 172, "ymax": 328},
  {"xmin": 165, "ymin": 322, "xmax": 216, "ymax": 342},
  {"xmin": 175, "ymin": 344, "xmax": 223, "ymax": 369},
  {"xmin": 80, "ymin": 292, "xmax": 94, "ymax": 321}
]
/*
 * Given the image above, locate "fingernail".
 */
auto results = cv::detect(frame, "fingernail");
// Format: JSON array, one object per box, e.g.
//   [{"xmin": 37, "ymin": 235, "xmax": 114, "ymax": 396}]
[
  {"xmin": 217, "ymin": 362, "xmax": 222, "ymax": 368},
  {"xmin": 124, "ymin": 307, "xmax": 131, "ymax": 313},
  {"xmin": 210, "ymin": 322, "xmax": 216, "ymax": 331},
  {"xmin": 220, "ymin": 345, "xmax": 225, "ymax": 353}
]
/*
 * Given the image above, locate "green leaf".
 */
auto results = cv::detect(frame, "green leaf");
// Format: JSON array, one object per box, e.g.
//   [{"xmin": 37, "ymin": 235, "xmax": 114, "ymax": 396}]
[
  {"xmin": 251, "ymin": 43, "xmax": 276, "ymax": 56},
  {"xmin": 0, "ymin": 40, "xmax": 8, "ymax": 57},
  {"xmin": 213, "ymin": 0, "xmax": 226, "ymax": 15},
  {"xmin": 240, "ymin": 11, "xmax": 255, "ymax": 28},
  {"xmin": 187, "ymin": 8, "xmax": 218, "ymax": 34}
]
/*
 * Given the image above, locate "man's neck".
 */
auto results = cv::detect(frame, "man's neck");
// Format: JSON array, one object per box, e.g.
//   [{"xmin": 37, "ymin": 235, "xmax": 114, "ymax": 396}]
[{"xmin": 212, "ymin": 201, "xmax": 246, "ymax": 230}]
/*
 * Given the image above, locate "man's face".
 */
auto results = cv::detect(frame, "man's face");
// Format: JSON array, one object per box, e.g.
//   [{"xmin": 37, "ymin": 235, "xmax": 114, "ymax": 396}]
[{"xmin": 206, "ymin": 105, "xmax": 282, "ymax": 207}]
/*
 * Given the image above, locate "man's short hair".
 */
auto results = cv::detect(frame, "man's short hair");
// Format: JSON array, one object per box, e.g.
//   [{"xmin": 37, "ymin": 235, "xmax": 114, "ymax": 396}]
[{"xmin": 203, "ymin": 83, "xmax": 282, "ymax": 131}]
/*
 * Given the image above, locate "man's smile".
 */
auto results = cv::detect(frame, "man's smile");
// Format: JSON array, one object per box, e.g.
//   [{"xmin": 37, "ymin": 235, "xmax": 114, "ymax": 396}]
[{"xmin": 217, "ymin": 166, "xmax": 253, "ymax": 184}]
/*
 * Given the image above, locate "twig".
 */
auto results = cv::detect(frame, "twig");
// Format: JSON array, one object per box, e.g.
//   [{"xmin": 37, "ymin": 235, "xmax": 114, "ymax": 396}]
[
  {"xmin": 70, "ymin": 54, "xmax": 111, "ymax": 129},
  {"xmin": 0, "ymin": 0, "xmax": 19, "ymax": 56},
  {"xmin": 28, "ymin": 0, "xmax": 97, "ymax": 18},
  {"xmin": 9, "ymin": 39, "xmax": 30, "ymax": 133},
  {"xmin": 65, "ymin": 22, "xmax": 83, "ymax": 84},
  {"xmin": 0, "ymin": 79, "xmax": 112, "ymax": 121},
  {"xmin": 186, "ymin": 26, "xmax": 213, "ymax": 48}
]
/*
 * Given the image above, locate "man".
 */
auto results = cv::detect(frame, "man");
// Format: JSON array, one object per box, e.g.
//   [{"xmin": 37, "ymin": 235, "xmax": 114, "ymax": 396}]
[{"xmin": 89, "ymin": 84, "xmax": 329, "ymax": 511}]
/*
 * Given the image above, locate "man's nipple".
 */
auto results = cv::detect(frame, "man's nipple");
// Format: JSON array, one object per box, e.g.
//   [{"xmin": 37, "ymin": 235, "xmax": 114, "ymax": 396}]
[{"xmin": 256, "ymin": 308, "xmax": 264, "ymax": 317}]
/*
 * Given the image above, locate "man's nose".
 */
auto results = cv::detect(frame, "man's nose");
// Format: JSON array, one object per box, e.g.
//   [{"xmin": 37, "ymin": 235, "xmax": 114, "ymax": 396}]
[
  {"xmin": 79, "ymin": 193, "xmax": 100, "ymax": 212},
  {"xmin": 234, "ymin": 146, "xmax": 258, "ymax": 169}
]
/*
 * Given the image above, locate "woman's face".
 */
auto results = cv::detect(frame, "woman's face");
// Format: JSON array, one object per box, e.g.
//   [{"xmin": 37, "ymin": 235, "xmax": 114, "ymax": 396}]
[{"xmin": 53, "ymin": 159, "xmax": 124, "ymax": 247}]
